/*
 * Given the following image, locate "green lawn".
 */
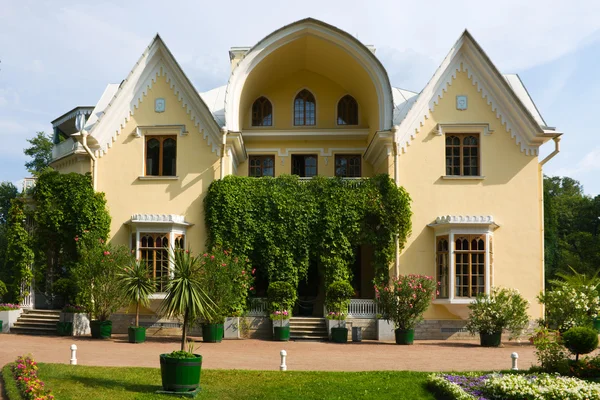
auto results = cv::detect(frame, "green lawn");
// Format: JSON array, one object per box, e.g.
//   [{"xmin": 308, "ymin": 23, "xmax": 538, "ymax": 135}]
[{"xmin": 30, "ymin": 363, "xmax": 437, "ymax": 400}]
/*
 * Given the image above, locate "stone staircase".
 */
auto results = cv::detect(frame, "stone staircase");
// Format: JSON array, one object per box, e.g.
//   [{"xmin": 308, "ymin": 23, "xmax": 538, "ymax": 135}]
[
  {"xmin": 289, "ymin": 317, "xmax": 327, "ymax": 340},
  {"xmin": 11, "ymin": 309, "xmax": 60, "ymax": 335}
]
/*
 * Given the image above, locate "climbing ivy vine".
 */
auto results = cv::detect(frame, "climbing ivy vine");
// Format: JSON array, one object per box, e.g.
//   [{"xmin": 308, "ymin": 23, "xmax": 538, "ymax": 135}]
[
  {"xmin": 3, "ymin": 198, "xmax": 34, "ymax": 302},
  {"xmin": 204, "ymin": 174, "xmax": 412, "ymax": 290}
]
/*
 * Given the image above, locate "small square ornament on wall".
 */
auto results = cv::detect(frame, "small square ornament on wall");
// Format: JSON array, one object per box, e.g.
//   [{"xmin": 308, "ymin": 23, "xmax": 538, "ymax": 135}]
[
  {"xmin": 456, "ymin": 95, "xmax": 467, "ymax": 110},
  {"xmin": 155, "ymin": 98, "xmax": 166, "ymax": 113}
]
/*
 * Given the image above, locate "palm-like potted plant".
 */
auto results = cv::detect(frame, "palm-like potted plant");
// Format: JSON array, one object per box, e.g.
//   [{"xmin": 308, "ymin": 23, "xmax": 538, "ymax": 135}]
[
  {"xmin": 158, "ymin": 248, "xmax": 215, "ymax": 394},
  {"xmin": 325, "ymin": 280, "xmax": 354, "ymax": 343},
  {"xmin": 466, "ymin": 287, "xmax": 529, "ymax": 347},
  {"xmin": 119, "ymin": 260, "xmax": 155, "ymax": 343},
  {"xmin": 375, "ymin": 274, "xmax": 437, "ymax": 345}
]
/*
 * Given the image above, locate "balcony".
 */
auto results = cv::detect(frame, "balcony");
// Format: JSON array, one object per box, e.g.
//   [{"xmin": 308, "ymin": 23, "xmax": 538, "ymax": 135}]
[{"xmin": 51, "ymin": 138, "xmax": 85, "ymax": 161}]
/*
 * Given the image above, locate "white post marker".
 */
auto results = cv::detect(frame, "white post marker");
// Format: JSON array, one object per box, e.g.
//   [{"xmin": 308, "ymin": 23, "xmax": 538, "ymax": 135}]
[
  {"xmin": 280, "ymin": 350, "xmax": 287, "ymax": 371},
  {"xmin": 70, "ymin": 344, "xmax": 78, "ymax": 365},
  {"xmin": 511, "ymin": 352, "xmax": 518, "ymax": 371}
]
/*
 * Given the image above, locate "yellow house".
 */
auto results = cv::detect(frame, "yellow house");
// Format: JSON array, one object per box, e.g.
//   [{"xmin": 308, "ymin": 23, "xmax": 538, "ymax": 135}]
[{"xmin": 49, "ymin": 18, "xmax": 561, "ymax": 339}]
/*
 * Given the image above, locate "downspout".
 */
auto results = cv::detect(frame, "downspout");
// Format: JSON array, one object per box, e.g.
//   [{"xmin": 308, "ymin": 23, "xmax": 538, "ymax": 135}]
[
  {"xmin": 539, "ymin": 136, "xmax": 561, "ymax": 166},
  {"xmin": 392, "ymin": 125, "xmax": 400, "ymax": 278},
  {"xmin": 81, "ymin": 131, "xmax": 98, "ymax": 191},
  {"xmin": 220, "ymin": 128, "xmax": 228, "ymax": 179}
]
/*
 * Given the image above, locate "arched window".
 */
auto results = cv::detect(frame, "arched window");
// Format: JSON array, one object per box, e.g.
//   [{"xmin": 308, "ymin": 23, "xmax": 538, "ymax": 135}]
[
  {"xmin": 337, "ymin": 95, "xmax": 358, "ymax": 125},
  {"xmin": 445, "ymin": 134, "xmax": 479, "ymax": 176},
  {"xmin": 252, "ymin": 97, "xmax": 273, "ymax": 126},
  {"xmin": 145, "ymin": 136, "xmax": 177, "ymax": 176},
  {"xmin": 294, "ymin": 89, "xmax": 316, "ymax": 126}
]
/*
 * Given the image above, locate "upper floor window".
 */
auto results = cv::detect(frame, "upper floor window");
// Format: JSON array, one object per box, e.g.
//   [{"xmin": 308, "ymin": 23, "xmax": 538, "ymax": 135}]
[
  {"xmin": 294, "ymin": 89, "xmax": 316, "ymax": 126},
  {"xmin": 337, "ymin": 95, "xmax": 358, "ymax": 125},
  {"xmin": 249, "ymin": 155, "xmax": 275, "ymax": 177},
  {"xmin": 252, "ymin": 96, "xmax": 273, "ymax": 126},
  {"xmin": 292, "ymin": 154, "xmax": 318, "ymax": 177},
  {"xmin": 445, "ymin": 134, "xmax": 479, "ymax": 176},
  {"xmin": 146, "ymin": 135, "xmax": 176, "ymax": 176},
  {"xmin": 335, "ymin": 154, "xmax": 361, "ymax": 177}
]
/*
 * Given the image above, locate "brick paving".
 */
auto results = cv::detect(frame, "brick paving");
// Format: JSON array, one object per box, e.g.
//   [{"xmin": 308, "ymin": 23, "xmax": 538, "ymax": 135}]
[{"xmin": 0, "ymin": 334, "xmax": 537, "ymax": 372}]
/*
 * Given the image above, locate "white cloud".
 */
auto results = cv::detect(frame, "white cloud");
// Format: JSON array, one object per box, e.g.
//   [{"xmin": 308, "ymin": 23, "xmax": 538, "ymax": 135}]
[{"xmin": 554, "ymin": 147, "xmax": 600, "ymax": 177}]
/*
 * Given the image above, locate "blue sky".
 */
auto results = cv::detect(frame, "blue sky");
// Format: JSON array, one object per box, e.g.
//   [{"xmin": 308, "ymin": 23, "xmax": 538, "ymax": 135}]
[{"xmin": 1, "ymin": 0, "xmax": 599, "ymax": 195}]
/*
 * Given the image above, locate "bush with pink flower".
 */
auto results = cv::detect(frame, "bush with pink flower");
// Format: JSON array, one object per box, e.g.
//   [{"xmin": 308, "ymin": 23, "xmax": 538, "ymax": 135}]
[
  {"xmin": 374, "ymin": 274, "xmax": 438, "ymax": 330},
  {"xmin": 0, "ymin": 303, "xmax": 20, "ymax": 311},
  {"xmin": 197, "ymin": 247, "xmax": 254, "ymax": 323},
  {"xmin": 12, "ymin": 355, "xmax": 54, "ymax": 400}
]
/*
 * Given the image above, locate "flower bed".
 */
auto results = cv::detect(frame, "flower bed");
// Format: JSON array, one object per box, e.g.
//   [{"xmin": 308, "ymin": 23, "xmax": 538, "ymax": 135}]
[
  {"xmin": 0, "ymin": 303, "xmax": 20, "ymax": 311},
  {"xmin": 429, "ymin": 372, "xmax": 600, "ymax": 400},
  {"xmin": 12, "ymin": 355, "xmax": 54, "ymax": 400}
]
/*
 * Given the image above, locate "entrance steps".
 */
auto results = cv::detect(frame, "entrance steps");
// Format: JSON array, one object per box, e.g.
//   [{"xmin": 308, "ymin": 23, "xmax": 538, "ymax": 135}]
[
  {"xmin": 11, "ymin": 309, "xmax": 59, "ymax": 335},
  {"xmin": 289, "ymin": 317, "xmax": 327, "ymax": 340}
]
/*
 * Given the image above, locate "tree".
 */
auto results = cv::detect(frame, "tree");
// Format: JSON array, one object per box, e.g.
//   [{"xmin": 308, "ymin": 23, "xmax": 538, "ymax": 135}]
[
  {"xmin": 24, "ymin": 131, "xmax": 53, "ymax": 175},
  {"xmin": 0, "ymin": 182, "xmax": 18, "ymax": 225},
  {"xmin": 3, "ymin": 198, "xmax": 34, "ymax": 302}
]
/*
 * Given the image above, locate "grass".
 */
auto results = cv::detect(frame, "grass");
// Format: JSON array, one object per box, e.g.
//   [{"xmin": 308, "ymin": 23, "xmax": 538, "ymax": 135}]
[
  {"xmin": 32, "ymin": 363, "xmax": 437, "ymax": 400},
  {"xmin": 2, "ymin": 363, "xmax": 23, "ymax": 400}
]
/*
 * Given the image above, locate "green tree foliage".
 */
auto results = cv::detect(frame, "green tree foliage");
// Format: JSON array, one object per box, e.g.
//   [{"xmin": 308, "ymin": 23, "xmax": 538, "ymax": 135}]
[
  {"xmin": 204, "ymin": 174, "xmax": 412, "ymax": 291},
  {"xmin": 32, "ymin": 170, "xmax": 111, "ymax": 300},
  {"xmin": 24, "ymin": 131, "xmax": 53, "ymax": 175},
  {"xmin": 544, "ymin": 176, "xmax": 600, "ymax": 281},
  {"xmin": 0, "ymin": 182, "xmax": 18, "ymax": 225},
  {"xmin": 118, "ymin": 259, "xmax": 155, "ymax": 327},
  {"xmin": 3, "ymin": 198, "xmax": 34, "ymax": 302},
  {"xmin": 562, "ymin": 326, "xmax": 599, "ymax": 361}
]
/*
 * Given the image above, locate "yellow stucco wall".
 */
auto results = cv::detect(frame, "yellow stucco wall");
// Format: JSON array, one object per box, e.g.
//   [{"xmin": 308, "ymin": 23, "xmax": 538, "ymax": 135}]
[
  {"xmin": 51, "ymin": 155, "xmax": 92, "ymax": 175},
  {"xmin": 95, "ymin": 74, "xmax": 221, "ymax": 251},
  {"xmin": 397, "ymin": 70, "xmax": 544, "ymax": 320}
]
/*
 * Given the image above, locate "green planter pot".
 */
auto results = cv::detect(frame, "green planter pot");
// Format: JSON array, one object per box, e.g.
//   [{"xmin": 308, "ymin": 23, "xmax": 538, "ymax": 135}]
[
  {"xmin": 480, "ymin": 332, "xmax": 502, "ymax": 347},
  {"xmin": 128, "ymin": 326, "xmax": 146, "ymax": 343},
  {"xmin": 159, "ymin": 353, "xmax": 202, "ymax": 393},
  {"xmin": 90, "ymin": 320, "xmax": 112, "ymax": 339},
  {"xmin": 331, "ymin": 327, "xmax": 348, "ymax": 343},
  {"xmin": 202, "ymin": 323, "xmax": 224, "ymax": 343},
  {"xmin": 0, "ymin": 320, "xmax": 3, "ymax": 333},
  {"xmin": 395, "ymin": 329, "xmax": 414, "ymax": 345},
  {"xmin": 273, "ymin": 326, "xmax": 290, "ymax": 341},
  {"xmin": 594, "ymin": 318, "xmax": 600, "ymax": 333},
  {"xmin": 56, "ymin": 321, "xmax": 73, "ymax": 336}
]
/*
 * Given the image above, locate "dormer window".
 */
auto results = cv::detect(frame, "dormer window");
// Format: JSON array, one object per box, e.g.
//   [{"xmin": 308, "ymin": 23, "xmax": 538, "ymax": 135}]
[
  {"xmin": 337, "ymin": 95, "xmax": 358, "ymax": 125},
  {"xmin": 445, "ymin": 134, "xmax": 479, "ymax": 176},
  {"xmin": 252, "ymin": 96, "xmax": 273, "ymax": 126},
  {"xmin": 294, "ymin": 89, "xmax": 316, "ymax": 126}
]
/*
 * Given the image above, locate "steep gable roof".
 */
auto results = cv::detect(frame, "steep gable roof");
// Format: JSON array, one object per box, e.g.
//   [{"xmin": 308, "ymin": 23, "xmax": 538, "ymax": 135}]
[
  {"xmin": 395, "ymin": 30, "xmax": 558, "ymax": 156},
  {"xmin": 87, "ymin": 35, "xmax": 224, "ymax": 157}
]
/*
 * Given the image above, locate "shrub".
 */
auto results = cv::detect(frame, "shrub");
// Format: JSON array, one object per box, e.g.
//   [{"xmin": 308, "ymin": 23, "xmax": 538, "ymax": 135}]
[
  {"xmin": 325, "ymin": 280, "xmax": 354, "ymax": 321},
  {"xmin": 533, "ymin": 328, "xmax": 570, "ymax": 372},
  {"xmin": 267, "ymin": 281, "xmax": 296, "ymax": 315},
  {"xmin": 0, "ymin": 303, "xmax": 20, "ymax": 311},
  {"xmin": 62, "ymin": 304, "xmax": 85, "ymax": 313},
  {"xmin": 12, "ymin": 355, "xmax": 54, "ymax": 400},
  {"xmin": 466, "ymin": 287, "xmax": 529, "ymax": 339},
  {"xmin": 563, "ymin": 326, "xmax": 599, "ymax": 361},
  {"xmin": 0, "ymin": 279, "xmax": 7, "ymax": 300},
  {"xmin": 197, "ymin": 248, "xmax": 254, "ymax": 323},
  {"xmin": 538, "ymin": 281, "xmax": 600, "ymax": 332},
  {"xmin": 375, "ymin": 274, "xmax": 437, "ymax": 330}
]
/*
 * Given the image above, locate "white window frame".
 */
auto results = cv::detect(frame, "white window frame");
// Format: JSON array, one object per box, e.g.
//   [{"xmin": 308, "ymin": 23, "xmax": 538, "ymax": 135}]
[{"xmin": 429, "ymin": 215, "xmax": 498, "ymax": 305}]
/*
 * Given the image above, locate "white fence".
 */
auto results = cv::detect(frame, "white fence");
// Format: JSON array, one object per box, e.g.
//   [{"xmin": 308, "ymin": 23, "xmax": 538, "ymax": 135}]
[
  {"xmin": 347, "ymin": 299, "xmax": 378, "ymax": 318},
  {"xmin": 247, "ymin": 298, "xmax": 268, "ymax": 316}
]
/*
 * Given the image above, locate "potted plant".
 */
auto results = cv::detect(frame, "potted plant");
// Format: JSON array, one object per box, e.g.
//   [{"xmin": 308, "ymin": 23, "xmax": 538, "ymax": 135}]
[
  {"xmin": 0, "ymin": 303, "xmax": 21, "ymax": 333},
  {"xmin": 57, "ymin": 304, "xmax": 84, "ymax": 336},
  {"xmin": 267, "ymin": 281, "xmax": 296, "ymax": 341},
  {"xmin": 325, "ymin": 280, "xmax": 354, "ymax": 343},
  {"xmin": 73, "ymin": 234, "xmax": 130, "ymax": 339},
  {"xmin": 375, "ymin": 274, "xmax": 437, "ymax": 345},
  {"xmin": 158, "ymin": 248, "xmax": 215, "ymax": 394},
  {"xmin": 197, "ymin": 249, "xmax": 253, "ymax": 343},
  {"xmin": 466, "ymin": 287, "xmax": 529, "ymax": 347},
  {"xmin": 119, "ymin": 259, "xmax": 155, "ymax": 343}
]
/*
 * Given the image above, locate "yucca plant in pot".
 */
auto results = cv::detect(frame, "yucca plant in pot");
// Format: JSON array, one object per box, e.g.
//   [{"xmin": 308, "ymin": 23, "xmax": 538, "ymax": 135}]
[
  {"xmin": 325, "ymin": 280, "xmax": 354, "ymax": 343},
  {"xmin": 119, "ymin": 259, "xmax": 155, "ymax": 343},
  {"xmin": 157, "ymin": 248, "xmax": 216, "ymax": 394}
]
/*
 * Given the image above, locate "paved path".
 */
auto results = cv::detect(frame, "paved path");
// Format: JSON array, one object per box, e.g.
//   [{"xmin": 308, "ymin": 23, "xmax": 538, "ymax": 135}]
[{"xmin": 0, "ymin": 334, "xmax": 537, "ymax": 372}]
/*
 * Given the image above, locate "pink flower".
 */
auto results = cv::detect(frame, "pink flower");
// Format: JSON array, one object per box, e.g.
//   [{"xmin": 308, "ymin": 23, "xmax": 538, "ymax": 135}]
[
  {"xmin": 203, "ymin": 253, "xmax": 208, "ymax": 257},
  {"xmin": 74, "ymin": 236, "xmax": 79, "ymax": 242},
  {"xmin": 210, "ymin": 255, "xmax": 215, "ymax": 260},
  {"xmin": 221, "ymin": 263, "xmax": 227, "ymax": 267},
  {"xmin": 103, "ymin": 251, "xmax": 110, "ymax": 256},
  {"xmin": 249, "ymin": 287, "xmax": 254, "ymax": 291},
  {"xmin": 252, "ymin": 268, "xmax": 256, "ymax": 275},
  {"xmin": 241, "ymin": 270, "xmax": 246, "ymax": 275}
]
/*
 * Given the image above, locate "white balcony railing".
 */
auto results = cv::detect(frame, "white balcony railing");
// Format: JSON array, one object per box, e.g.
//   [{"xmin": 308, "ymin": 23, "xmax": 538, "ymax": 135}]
[
  {"xmin": 247, "ymin": 298, "xmax": 268, "ymax": 316},
  {"xmin": 52, "ymin": 138, "xmax": 84, "ymax": 161},
  {"xmin": 347, "ymin": 299, "xmax": 378, "ymax": 318}
]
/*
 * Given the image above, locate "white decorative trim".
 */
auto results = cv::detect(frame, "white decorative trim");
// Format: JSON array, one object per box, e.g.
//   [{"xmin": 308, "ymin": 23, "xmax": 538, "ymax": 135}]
[
  {"xmin": 224, "ymin": 18, "xmax": 393, "ymax": 132},
  {"xmin": 433, "ymin": 123, "xmax": 493, "ymax": 136},
  {"xmin": 51, "ymin": 107, "xmax": 94, "ymax": 128},
  {"xmin": 137, "ymin": 176, "xmax": 179, "ymax": 181},
  {"xmin": 434, "ymin": 215, "xmax": 494, "ymax": 224},
  {"xmin": 396, "ymin": 33, "xmax": 547, "ymax": 157},
  {"xmin": 133, "ymin": 125, "xmax": 188, "ymax": 138},
  {"xmin": 245, "ymin": 147, "xmax": 365, "ymax": 157},
  {"xmin": 88, "ymin": 36, "xmax": 223, "ymax": 160},
  {"xmin": 364, "ymin": 131, "xmax": 393, "ymax": 169},
  {"xmin": 242, "ymin": 128, "xmax": 369, "ymax": 141},
  {"xmin": 130, "ymin": 214, "xmax": 191, "ymax": 226}
]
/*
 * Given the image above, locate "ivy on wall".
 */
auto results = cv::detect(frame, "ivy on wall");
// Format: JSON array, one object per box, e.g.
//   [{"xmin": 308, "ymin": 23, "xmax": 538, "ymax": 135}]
[
  {"xmin": 32, "ymin": 171, "xmax": 111, "ymax": 303},
  {"xmin": 204, "ymin": 174, "xmax": 412, "ymax": 290},
  {"xmin": 3, "ymin": 198, "xmax": 34, "ymax": 302}
]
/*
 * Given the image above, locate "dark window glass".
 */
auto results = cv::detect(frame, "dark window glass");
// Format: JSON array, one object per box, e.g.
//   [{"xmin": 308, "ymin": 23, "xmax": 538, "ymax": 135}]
[
  {"xmin": 294, "ymin": 89, "xmax": 316, "ymax": 126},
  {"xmin": 252, "ymin": 97, "xmax": 273, "ymax": 126},
  {"xmin": 445, "ymin": 134, "xmax": 479, "ymax": 176},
  {"xmin": 162, "ymin": 138, "xmax": 176, "ymax": 176},
  {"xmin": 139, "ymin": 233, "xmax": 172, "ymax": 292},
  {"xmin": 335, "ymin": 155, "xmax": 361, "ymax": 177},
  {"xmin": 145, "ymin": 135, "xmax": 177, "ymax": 176},
  {"xmin": 292, "ymin": 154, "xmax": 318, "ymax": 177},
  {"xmin": 146, "ymin": 138, "xmax": 160, "ymax": 176},
  {"xmin": 249, "ymin": 155, "xmax": 275, "ymax": 177},
  {"xmin": 337, "ymin": 95, "xmax": 358, "ymax": 125}
]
